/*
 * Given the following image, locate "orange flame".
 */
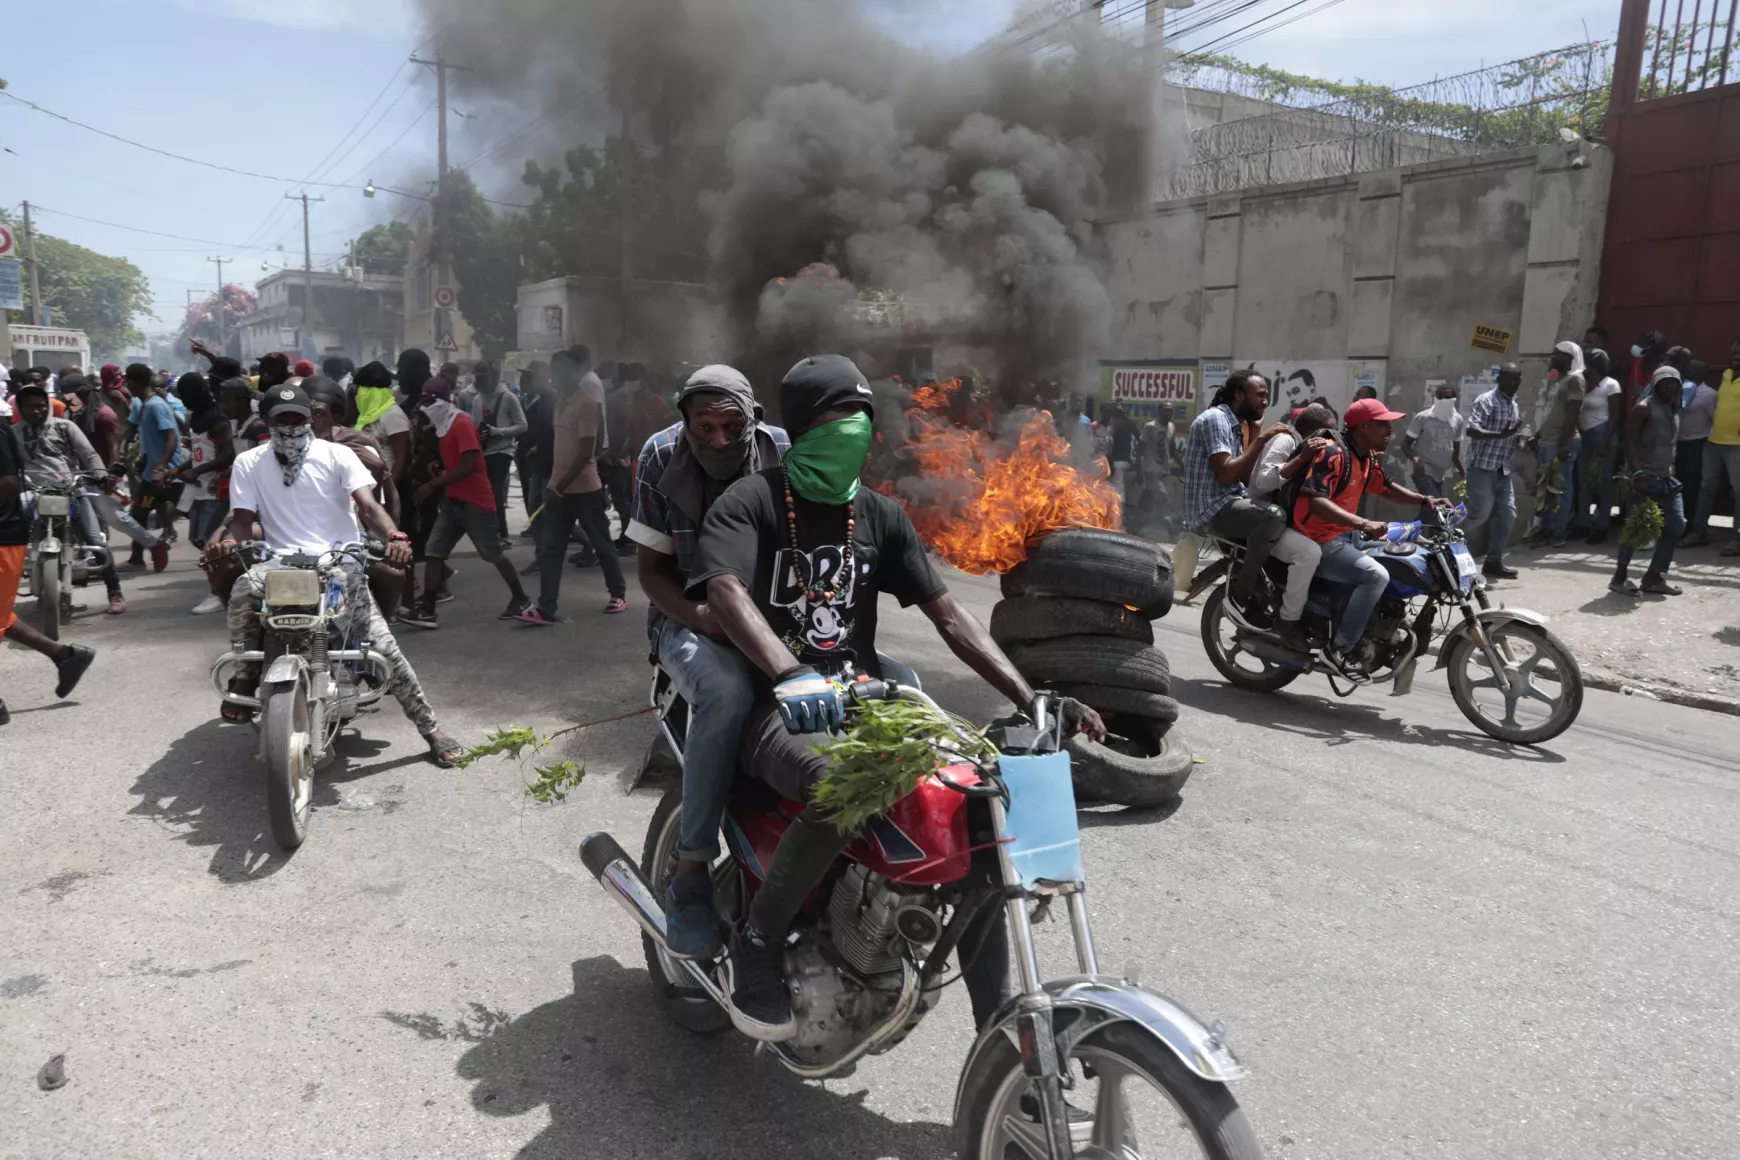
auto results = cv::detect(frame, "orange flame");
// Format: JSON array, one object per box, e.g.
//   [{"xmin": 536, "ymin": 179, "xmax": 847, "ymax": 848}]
[{"xmin": 889, "ymin": 379, "xmax": 1120, "ymax": 575}]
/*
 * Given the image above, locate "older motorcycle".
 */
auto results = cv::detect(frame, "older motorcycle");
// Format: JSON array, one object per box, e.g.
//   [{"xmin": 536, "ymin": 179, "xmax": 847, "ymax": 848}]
[
  {"xmin": 209, "ymin": 541, "xmax": 394, "ymax": 849},
  {"xmin": 1191, "ymin": 503, "xmax": 1583, "ymax": 745},
  {"xmin": 579, "ymin": 672, "xmax": 1261, "ymax": 1159},
  {"xmin": 21, "ymin": 471, "xmax": 112, "ymax": 640}
]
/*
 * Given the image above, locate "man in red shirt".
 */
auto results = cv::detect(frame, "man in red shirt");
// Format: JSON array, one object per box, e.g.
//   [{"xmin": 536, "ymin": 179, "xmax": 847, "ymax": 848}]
[
  {"xmin": 1293, "ymin": 397, "xmax": 1446, "ymax": 678},
  {"xmin": 398, "ymin": 380, "xmax": 531, "ymax": 629}
]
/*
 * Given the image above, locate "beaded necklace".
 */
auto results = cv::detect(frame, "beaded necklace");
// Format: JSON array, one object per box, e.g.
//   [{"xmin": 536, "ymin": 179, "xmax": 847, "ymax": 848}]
[{"xmin": 781, "ymin": 465, "xmax": 855, "ymax": 617}]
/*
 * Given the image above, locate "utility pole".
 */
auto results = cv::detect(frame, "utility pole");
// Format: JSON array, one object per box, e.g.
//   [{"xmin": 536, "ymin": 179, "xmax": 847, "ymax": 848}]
[
  {"xmin": 410, "ymin": 52, "xmax": 473, "ymax": 357},
  {"xmin": 1145, "ymin": 0, "xmax": 1194, "ymax": 203},
  {"xmin": 22, "ymin": 201, "xmax": 43, "ymax": 326},
  {"xmin": 206, "ymin": 256, "xmax": 230, "ymax": 356},
  {"xmin": 286, "ymin": 192, "xmax": 325, "ymax": 357}
]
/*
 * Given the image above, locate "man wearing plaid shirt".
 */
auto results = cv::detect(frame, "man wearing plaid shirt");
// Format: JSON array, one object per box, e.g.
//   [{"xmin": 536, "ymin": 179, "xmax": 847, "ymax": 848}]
[
  {"xmin": 626, "ymin": 365, "xmax": 788, "ymax": 960},
  {"xmin": 1464, "ymin": 364, "xmax": 1525, "ymax": 578},
  {"xmin": 1182, "ymin": 369, "xmax": 1293, "ymax": 621}
]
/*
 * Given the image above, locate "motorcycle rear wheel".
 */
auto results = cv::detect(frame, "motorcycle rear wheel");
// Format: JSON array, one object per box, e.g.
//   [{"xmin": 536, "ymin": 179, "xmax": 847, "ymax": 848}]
[
  {"xmin": 639, "ymin": 786, "xmax": 731, "ymax": 1034},
  {"xmin": 37, "ymin": 557, "xmax": 61, "ymax": 641},
  {"xmin": 262, "ymin": 686, "xmax": 315, "ymax": 849},
  {"xmin": 955, "ymin": 1021, "xmax": 1262, "ymax": 1160},
  {"xmin": 1199, "ymin": 585, "xmax": 1298, "ymax": 693}
]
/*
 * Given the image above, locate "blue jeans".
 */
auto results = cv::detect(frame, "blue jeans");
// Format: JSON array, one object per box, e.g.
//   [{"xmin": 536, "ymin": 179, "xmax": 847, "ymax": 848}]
[
  {"xmin": 1617, "ymin": 476, "xmax": 1687, "ymax": 576},
  {"xmin": 1537, "ymin": 439, "xmax": 1579, "ymax": 538},
  {"xmin": 1464, "ymin": 466, "xmax": 1516, "ymax": 564},
  {"xmin": 658, "ymin": 618, "xmax": 762, "ymax": 862},
  {"xmin": 520, "ymin": 465, "xmax": 547, "ymax": 524},
  {"xmin": 1572, "ymin": 425, "xmax": 1615, "ymax": 531},
  {"xmin": 1317, "ymin": 531, "xmax": 1389, "ymax": 650},
  {"xmin": 1692, "ymin": 442, "xmax": 1740, "ymax": 538}
]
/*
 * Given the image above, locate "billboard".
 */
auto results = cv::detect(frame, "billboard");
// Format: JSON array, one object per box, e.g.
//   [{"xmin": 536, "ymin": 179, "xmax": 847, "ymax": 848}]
[
  {"xmin": 1201, "ymin": 359, "xmax": 1388, "ymax": 424},
  {"xmin": 1096, "ymin": 359, "xmax": 1199, "ymax": 421}
]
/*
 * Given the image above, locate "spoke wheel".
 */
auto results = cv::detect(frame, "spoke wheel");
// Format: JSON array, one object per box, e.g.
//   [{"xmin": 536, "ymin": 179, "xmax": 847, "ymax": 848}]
[
  {"xmin": 37, "ymin": 556, "xmax": 62, "ymax": 642},
  {"xmin": 1446, "ymin": 621, "xmax": 1583, "ymax": 745},
  {"xmin": 958, "ymin": 1023, "xmax": 1262, "ymax": 1160},
  {"xmin": 1199, "ymin": 586, "xmax": 1297, "ymax": 693}
]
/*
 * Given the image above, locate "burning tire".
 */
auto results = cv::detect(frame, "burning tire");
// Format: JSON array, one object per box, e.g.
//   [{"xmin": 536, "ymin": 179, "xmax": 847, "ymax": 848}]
[
  {"xmin": 1004, "ymin": 635, "xmax": 1171, "ymax": 696},
  {"xmin": 998, "ymin": 528, "xmax": 1172, "ymax": 619},
  {"xmin": 988, "ymin": 595, "xmax": 1153, "ymax": 648}
]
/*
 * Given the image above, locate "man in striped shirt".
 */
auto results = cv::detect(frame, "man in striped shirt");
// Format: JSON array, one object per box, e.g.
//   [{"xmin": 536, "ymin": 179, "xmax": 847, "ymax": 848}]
[{"xmin": 1463, "ymin": 364, "xmax": 1525, "ymax": 579}]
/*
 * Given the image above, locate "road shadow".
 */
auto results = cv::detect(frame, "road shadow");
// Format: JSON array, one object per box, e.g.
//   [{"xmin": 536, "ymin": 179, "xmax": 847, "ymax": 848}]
[
  {"xmin": 1171, "ymin": 676, "xmax": 1568, "ymax": 764},
  {"xmin": 1575, "ymin": 592, "xmax": 1652, "ymax": 616},
  {"xmin": 450, "ymin": 955, "xmax": 953, "ymax": 1160},
  {"xmin": 126, "ymin": 718, "xmax": 427, "ymax": 884}
]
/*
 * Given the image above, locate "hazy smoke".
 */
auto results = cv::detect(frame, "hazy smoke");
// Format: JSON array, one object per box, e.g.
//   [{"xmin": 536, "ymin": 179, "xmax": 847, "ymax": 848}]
[{"xmin": 414, "ymin": 0, "xmax": 1150, "ymax": 385}]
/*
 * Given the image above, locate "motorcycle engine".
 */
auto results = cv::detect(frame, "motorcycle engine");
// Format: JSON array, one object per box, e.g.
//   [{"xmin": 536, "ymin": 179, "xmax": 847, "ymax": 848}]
[
  {"xmin": 1365, "ymin": 597, "xmax": 1414, "ymax": 670},
  {"xmin": 780, "ymin": 866, "xmax": 942, "ymax": 1064}
]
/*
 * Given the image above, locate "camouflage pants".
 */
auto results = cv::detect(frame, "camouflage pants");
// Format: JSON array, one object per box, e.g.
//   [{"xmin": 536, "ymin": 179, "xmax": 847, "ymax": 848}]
[{"xmin": 227, "ymin": 565, "xmax": 439, "ymax": 736}]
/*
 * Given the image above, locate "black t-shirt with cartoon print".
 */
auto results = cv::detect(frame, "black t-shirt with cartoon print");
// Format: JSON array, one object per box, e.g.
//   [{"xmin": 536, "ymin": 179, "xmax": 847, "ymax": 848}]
[{"xmin": 687, "ymin": 467, "xmax": 947, "ymax": 680}]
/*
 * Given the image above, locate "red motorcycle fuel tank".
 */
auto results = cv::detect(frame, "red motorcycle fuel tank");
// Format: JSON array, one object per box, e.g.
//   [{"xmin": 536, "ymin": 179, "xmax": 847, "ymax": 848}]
[{"xmin": 724, "ymin": 764, "xmax": 982, "ymax": 888}]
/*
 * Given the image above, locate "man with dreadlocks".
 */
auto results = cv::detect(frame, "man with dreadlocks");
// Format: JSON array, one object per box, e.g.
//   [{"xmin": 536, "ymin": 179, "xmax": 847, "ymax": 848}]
[{"xmin": 203, "ymin": 382, "xmax": 464, "ymax": 766}]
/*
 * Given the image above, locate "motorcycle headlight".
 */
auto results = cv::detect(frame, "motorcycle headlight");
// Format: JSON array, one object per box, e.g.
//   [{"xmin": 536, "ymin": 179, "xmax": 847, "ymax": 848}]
[
  {"xmin": 264, "ymin": 568, "xmax": 321, "ymax": 607},
  {"xmin": 36, "ymin": 494, "xmax": 70, "ymax": 517}
]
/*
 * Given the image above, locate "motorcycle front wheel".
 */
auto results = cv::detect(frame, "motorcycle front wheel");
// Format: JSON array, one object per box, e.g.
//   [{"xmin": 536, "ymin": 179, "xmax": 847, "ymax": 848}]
[
  {"xmin": 955, "ymin": 1021, "xmax": 1263, "ymax": 1159},
  {"xmin": 261, "ymin": 686, "xmax": 315, "ymax": 849},
  {"xmin": 1445, "ymin": 621, "xmax": 1583, "ymax": 745},
  {"xmin": 36, "ymin": 556, "xmax": 61, "ymax": 641}
]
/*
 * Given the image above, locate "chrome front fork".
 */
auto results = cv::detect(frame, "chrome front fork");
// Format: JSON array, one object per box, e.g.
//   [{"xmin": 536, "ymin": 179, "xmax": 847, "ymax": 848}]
[{"xmin": 988, "ymin": 793, "xmax": 1100, "ymax": 1159}]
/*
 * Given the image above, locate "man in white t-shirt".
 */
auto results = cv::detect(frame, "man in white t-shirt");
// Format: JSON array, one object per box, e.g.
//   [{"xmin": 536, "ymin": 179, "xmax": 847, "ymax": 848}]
[{"xmin": 206, "ymin": 383, "xmax": 462, "ymax": 766}]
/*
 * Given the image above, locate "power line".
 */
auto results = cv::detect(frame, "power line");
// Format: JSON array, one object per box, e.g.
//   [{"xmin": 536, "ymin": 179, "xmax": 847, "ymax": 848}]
[
  {"xmin": 26, "ymin": 203, "xmax": 337, "ymax": 254},
  {"xmin": 1174, "ymin": 0, "xmax": 1353, "ymax": 60}
]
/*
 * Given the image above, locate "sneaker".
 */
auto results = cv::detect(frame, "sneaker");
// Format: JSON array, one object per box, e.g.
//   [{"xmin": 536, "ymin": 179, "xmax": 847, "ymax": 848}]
[
  {"xmin": 54, "ymin": 645, "xmax": 96, "ymax": 699},
  {"xmin": 116, "ymin": 558, "xmax": 147, "ymax": 573},
  {"xmin": 518, "ymin": 527, "xmax": 537, "ymax": 538},
  {"xmin": 515, "ymin": 606, "xmax": 556, "ymax": 627},
  {"xmin": 1227, "ymin": 589, "xmax": 1272, "ymax": 630},
  {"xmin": 191, "ymin": 594, "xmax": 224, "ymax": 615},
  {"xmin": 570, "ymin": 550, "xmax": 598, "ymax": 569},
  {"xmin": 108, "ymin": 594, "xmax": 129, "ymax": 615},
  {"xmin": 615, "ymin": 539, "xmax": 637, "ymax": 558},
  {"xmin": 664, "ymin": 867, "xmax": 723, "ymax": 960},
  {"xmin": 500, "ymin": 596, "xmax": 533, "ymax": 620},
  {"xmin": 727, "ymin": 926, "xmax": 796, "ymax": 1041},
  {"xmin": 604, "ymin": 597, "xmax": 628, "ymax": 615},
  {"xmin": 499, "ymin": 538, "xmax": 514, "ymax": 553},
  {"xmin": 1482, "ymin": 560, "xmax": 1518, "ymax": 580},
  {"xmin": 1325, "ymin": 642, "xmax": 1369, "ymax": 682},
  {"xmin": 398, "ymin": 606, "xmax": 440, "ymax": 630},
  {"xmin": 151, "ymin": 540, "xmax": 170, "ymax": 573},
  {"xmin": 434, "ymin": 589, "xmax": 456, "ymax": 605},
  {"xmin": 519, "ymin": 559, "xmax": 541, "ymax": 576}
]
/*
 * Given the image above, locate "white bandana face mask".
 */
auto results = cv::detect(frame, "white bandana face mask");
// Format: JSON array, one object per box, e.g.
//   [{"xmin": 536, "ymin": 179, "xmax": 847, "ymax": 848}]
[
  {"xmin": 1431, "ymin": 398, "xmax": 1455, "ymax": 421},
  {"xmin": 270, "ymin": 422, "xmax": 315, "ymax": 486}
]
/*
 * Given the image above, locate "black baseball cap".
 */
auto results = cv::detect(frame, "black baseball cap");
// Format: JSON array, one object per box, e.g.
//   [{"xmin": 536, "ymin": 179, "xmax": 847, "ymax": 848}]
[{"xmin": 263, "ymin": 382, "xmax": 312, "ymax": 419}]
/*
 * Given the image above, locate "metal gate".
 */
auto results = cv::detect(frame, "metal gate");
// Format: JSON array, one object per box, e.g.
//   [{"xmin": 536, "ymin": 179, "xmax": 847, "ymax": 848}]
[{"xmin": 1597, "ymin": 0, "xmax": 1740, "ymax": 360}]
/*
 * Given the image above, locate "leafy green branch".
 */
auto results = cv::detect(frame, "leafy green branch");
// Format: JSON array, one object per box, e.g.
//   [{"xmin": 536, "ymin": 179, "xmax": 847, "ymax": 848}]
[
  {"xmin": 456, "ymin": 724, "xmax": 587, "ymax": 803},
  {"xmin": 809, "ymin": 699, "xmax": 998, "ymax": 832}
]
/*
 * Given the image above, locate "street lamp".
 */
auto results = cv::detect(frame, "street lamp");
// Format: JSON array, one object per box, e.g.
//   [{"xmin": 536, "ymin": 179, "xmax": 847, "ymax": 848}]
[{"xmin": 364, "ymin": 180, "xmax": 377, "ymax": 199}]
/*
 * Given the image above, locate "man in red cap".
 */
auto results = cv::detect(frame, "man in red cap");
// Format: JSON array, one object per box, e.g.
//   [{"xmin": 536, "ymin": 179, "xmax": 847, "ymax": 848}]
[{"xmin": 1292, "ymin": 396, "xmax": 1448, "ymax": 678}]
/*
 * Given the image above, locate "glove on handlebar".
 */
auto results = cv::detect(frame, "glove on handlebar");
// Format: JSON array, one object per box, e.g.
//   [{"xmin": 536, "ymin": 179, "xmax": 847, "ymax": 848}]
[{"xmin": 773, "ymin": 664, "xmax": 844, "ymax": 735}]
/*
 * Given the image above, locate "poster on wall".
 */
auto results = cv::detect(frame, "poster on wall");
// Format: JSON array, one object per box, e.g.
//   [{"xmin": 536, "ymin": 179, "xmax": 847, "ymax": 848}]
[
  {"xmin": 1096, "ymin": 359, "xmax": 1199, "ymax": 421},
  {"xmin": 1200, "ymin": 359, "xmax": 1388, "ymax": 423}
]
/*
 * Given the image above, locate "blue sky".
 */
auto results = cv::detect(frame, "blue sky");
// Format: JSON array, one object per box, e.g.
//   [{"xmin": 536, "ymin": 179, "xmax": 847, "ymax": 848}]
[{"xmin": 0, "ymin": 0, "xmax": 1622, "ymax": 332}]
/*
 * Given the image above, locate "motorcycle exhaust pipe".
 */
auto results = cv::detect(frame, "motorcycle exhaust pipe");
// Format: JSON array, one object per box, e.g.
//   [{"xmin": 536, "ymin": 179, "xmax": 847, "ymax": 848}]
[
  {"xmin": 580, "ymin": 832, "xmax": 671, "ymax": 947},
  {"xmin": 1234, "ymin": 632, "xmax": 1312, "ymax": 672}
]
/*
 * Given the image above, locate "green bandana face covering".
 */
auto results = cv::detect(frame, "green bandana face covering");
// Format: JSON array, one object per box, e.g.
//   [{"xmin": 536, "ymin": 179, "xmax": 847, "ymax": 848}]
[{"xmin": 785, "ymin": 412, "xmax": 873, "ymax": 505}]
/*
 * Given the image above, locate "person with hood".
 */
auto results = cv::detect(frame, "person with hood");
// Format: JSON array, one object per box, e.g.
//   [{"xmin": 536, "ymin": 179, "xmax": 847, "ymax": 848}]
[
  {"xmin": 687, "ymin": 354, "xmax": 1104, "ymax": 1040},
  {"xmin": 1526, "ymin": 340, "xmax": 1587, "ymax": 548},
  {"xmin": 1611, "ymin": 365, "xmax": 1688, "ymax": 596},
  {"xmin": 621, "ymin": 364, "xmax": 790, "ymax": 954},
  {"xmin": 321, "ymin": 356, "xmax": 355, "ymax": 390}
]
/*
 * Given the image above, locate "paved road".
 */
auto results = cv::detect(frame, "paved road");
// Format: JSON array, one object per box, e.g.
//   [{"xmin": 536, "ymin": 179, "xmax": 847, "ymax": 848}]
[{"xmin": 4, "ymin": 543, "xmax": 1735, "ymax": 1160}]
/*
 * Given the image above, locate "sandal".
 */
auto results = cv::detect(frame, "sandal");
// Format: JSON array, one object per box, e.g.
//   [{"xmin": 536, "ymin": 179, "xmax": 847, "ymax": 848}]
[
  {"xmin": 1608, "ymin": 579, "xmax": 1641, "ymax": 597},
  {"xmin": 1640, "ymin": 580, "xmax": 1683, "ymax": 596},
  {"xmin": 1722, "ymin": 541, "xmax": 1740, "ymax": 557},
  {"xmin": 106, "ymin": 595, "xmax": 128, "ymax": 615},
  {"xmin": 425, "ymin": 731, "xmax": 466, "ymax": 768},
  {"xmin": 220, "ymin": 678, "xmax": 256, "ymax": 723}
]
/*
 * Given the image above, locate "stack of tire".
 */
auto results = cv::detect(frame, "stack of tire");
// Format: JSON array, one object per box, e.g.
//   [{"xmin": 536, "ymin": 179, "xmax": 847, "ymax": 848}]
[{"xmin": 990, "ymin": 528, "xmax": 1190, "ymax": 808}]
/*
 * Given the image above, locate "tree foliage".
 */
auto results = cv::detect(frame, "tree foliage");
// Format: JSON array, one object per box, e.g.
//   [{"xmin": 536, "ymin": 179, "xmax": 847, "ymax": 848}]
[
  {"xmin": 0, "ymin": 209, "xmax": 151, "ymax": 362},
  {"xmin": 441, "ymin": 171, "xmax": 520, "ymax": 358},
  {"xmin": 175, "ymin": 284, "xmax": 259, "ymax": 356},
  {"xmin": 353, "ymin": 220, "xmax": 415, "ymax": 276}
]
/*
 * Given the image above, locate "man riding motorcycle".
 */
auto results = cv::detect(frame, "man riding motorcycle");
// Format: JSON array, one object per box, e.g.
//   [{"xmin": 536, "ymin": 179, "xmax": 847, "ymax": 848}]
[
  {"xmin": 1181, "ymin": 370, "xmax": 1292, "ymax": 624},
  {"xmin": 624, "ymin": 364, "xmax": 790, "ymax": 959},
  {"xmin": 1292, "ymin": 396, "xmax": 1449, "ymax": 678},
  {"xmin": 688, "ymin": 354, "xmax": 1106, "ymax": 1041},
  {"xmin": 1248, "ymin": 402, "xmax": 1336, "ymax": 653},
  {"xmin": 11, "ymin": 383, "xmax": 131, "ymax": 615},
  {"xmin": 204, "ymin": 382, "xmax": 464, "ymax": 766}
]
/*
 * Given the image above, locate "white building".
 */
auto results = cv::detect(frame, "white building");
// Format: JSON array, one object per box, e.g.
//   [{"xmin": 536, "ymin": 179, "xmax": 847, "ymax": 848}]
[{"xmin": 241, "ymin": 270, "xmax": 405, "ymax": 366}]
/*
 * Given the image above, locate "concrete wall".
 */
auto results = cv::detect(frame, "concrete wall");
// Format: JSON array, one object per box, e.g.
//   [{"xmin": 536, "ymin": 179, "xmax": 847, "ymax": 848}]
[{"xmin": 1104, "ymin": 141, "xmax": 1614, "ymax": 429}]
